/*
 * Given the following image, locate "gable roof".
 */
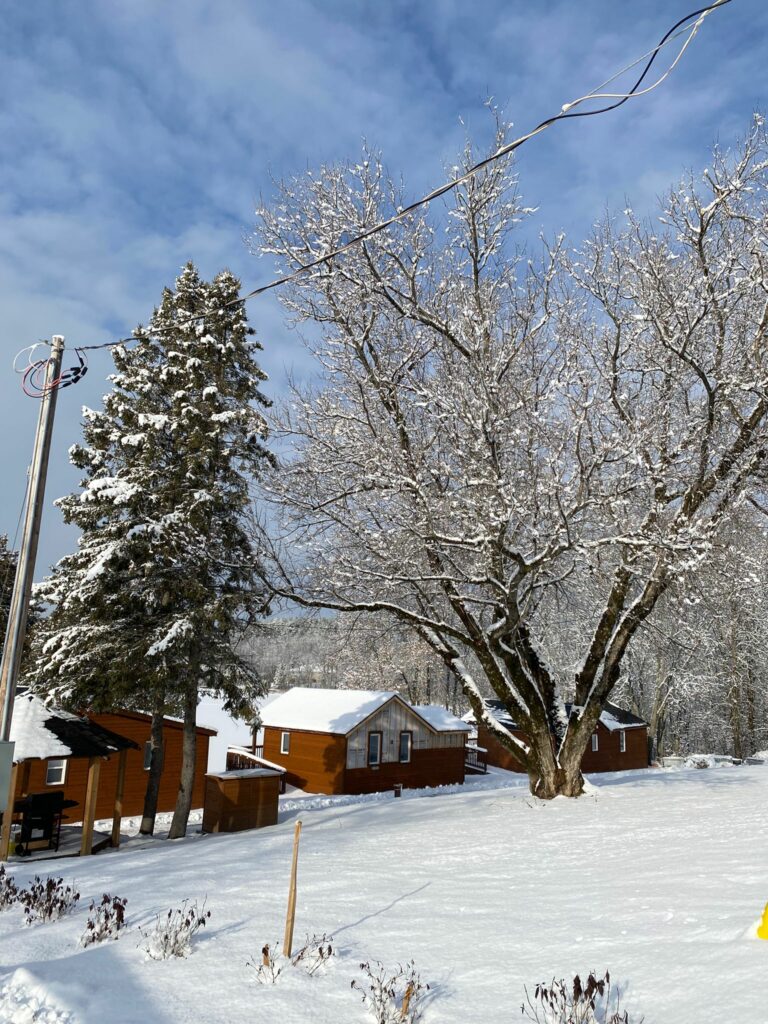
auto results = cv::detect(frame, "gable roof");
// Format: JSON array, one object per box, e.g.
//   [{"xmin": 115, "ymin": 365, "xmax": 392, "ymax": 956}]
[
  {"xmin": 10, "ymin": 694, "xmax": 140, "ymax": 762},
  {"xmin": 260, "ymin": 687, "xmax": 470, "ymax": 736},
  {"xmin": 477, "ymin": 699, "xmax": 646, "ymax": 732}
]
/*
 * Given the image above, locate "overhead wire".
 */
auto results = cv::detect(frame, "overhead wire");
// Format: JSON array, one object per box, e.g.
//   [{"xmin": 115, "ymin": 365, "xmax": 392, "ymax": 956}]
[{"xmin": 16, "ymin": 0, "xmax": 734, "ymax": 377}]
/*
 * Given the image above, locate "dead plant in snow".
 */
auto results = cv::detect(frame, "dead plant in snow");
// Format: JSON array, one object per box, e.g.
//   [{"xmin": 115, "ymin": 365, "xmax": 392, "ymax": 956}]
[
  {"xmin": 0, "ymin": 866, "xmax": 19, "ymax": 910},
  {"xmin": 81, "ymin": 894, "xmax": 128, "ymax": 946},
  {"xmin": 521, "ymin": 971, "xmax": 640, "ymax": 1023},
  {"xmin": 140, "ymin": 899, "xmax": 210, "ymax": 959},
  {"xmin": 352, "ymin": 959, "xmax": 429, "ymax": 1023},
  {"xmin": 248, "ymin": 942, "xmax": 283, "ymax": 984},
  {"xmin": 20, "ymin": 875, "xmax": 80, "ymax": 925}
]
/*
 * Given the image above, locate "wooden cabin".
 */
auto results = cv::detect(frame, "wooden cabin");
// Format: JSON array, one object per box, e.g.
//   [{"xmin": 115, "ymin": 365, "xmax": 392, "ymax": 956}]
[
  {"xmin": 86, "ymin": 710, "xmax": 216, "ymax": 818},
  {"xmin": 3, "ymin": 694, "xmax": 140, "ymax": 858},
  {"xmin": 475, "ymin": 699, "xmax": 649, "ymax": 775},
  {"xmin": 9, "ymin": 698, "xmax": 217, "ymax": 821},
  {"xmin": 260, "ymin": 687, "xmax": 470, "ymax": 795}
]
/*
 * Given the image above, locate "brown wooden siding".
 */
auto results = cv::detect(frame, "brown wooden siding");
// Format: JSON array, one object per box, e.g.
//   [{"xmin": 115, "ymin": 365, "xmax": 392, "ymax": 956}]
[
  {"xmin": 202, "ymin": 772, "xmax": 280, "ymax": 833},
  {"xmin": 16, "ymin": 712, "xmax": 213, "ymax": 820},
  {"xmin": 478, "ymin": 720, "xmax": 649, "ymax": 775},
  {"xmin": 345, "ymin": 746, "xmax": 465, "ymax": 794},
  {"xmin": 263, "ymin": 726, "xmax": 347, "ymax": 795}
]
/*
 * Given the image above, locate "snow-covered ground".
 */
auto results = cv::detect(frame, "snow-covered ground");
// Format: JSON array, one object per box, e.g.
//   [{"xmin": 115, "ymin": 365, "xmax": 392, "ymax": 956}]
[{"xmin": 1, "ymin": 765, "xmax": 766, "ymax": 1023}]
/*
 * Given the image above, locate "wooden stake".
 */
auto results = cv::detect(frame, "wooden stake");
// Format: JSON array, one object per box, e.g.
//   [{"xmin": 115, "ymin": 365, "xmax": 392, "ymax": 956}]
[
  {"xmin": 0, "ymin": 763, "xmax": 18, "ymax": 862},
  {"xmin": 282, "ymin": 820, "xmax": 302, "ymax": 957},
  {"xmin": 80, "ymin": 756, "xmax": 101, "ymax": 856},
  {"xmin": 111, "ymin": 749, "xmax": 127, "ymax": 849}
]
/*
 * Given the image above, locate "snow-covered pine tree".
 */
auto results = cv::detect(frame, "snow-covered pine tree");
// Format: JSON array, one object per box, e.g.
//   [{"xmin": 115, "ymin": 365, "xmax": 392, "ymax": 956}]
[{"xmin": 28, "ymin": 264, "xmax": 274, "ymax": 836}]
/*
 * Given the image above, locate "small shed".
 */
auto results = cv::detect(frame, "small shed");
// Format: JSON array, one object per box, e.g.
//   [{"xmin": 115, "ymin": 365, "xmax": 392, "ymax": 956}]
[
  {"xmin": 474, "ymin": 699, "xmax": 649, "ymax": 774},
  {"xmin": 202, "ymin": 767, "xmax": 282, "ymax": 833},
  {"xmin": 260, "ymin": 687, "xmax": 470, "ymax": 795},
  {"xmin": 1, "ymin": 694, "xmax": 139, "ymax": 859}
]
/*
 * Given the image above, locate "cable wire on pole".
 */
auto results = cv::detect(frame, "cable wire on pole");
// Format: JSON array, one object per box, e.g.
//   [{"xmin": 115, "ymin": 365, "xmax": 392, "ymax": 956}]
[{"xmin": 13, "ymin": 0, "xmax": 734, "ymax": 381}]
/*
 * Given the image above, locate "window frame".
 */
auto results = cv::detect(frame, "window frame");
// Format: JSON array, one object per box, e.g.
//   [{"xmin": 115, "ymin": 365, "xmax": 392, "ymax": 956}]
[
  {"xmin": 367, "ymin": 730, "xmax": 383, "ymax": 768},
  {"xmin": 45, "ymin": 759, "xmax": 67, "ymax": 786},
  {"xmin": 619, "ymin": 730, "xmax": 627, "ymax": 754},
  {"xmin": 398, "ymin": 730, "xmax": 412, "ymax": 764},
  {"xmin": 280, "ymin": 731, "xmax": 291, "ymax": 755},
  {"xmin": 591, "ymin": 733, "xmax": 599, "ymax": 753}
]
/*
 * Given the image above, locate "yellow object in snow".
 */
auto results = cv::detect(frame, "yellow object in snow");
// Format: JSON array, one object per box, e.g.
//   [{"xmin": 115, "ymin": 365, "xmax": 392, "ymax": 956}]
[{"xmin": 758, "ymin": 904, "xmax": 768, "ymax": 940}]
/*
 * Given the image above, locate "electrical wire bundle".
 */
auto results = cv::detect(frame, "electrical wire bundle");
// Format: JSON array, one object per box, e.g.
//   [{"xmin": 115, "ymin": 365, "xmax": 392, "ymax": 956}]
[{"xmin": 14, "ymin": 343, "xmax": 88, "ymax": 398}]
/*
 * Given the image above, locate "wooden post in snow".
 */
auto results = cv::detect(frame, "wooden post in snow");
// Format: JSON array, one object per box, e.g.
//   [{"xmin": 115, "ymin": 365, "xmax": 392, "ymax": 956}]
[
  {"xmin": 282, "ymin": 820, "xmax": 302, "ymax": 957},
  {"xmin": 80, "ymin": 757, "xmax": 101, "ymax": 856},
  {"xmin": 111, "ymin": 749, "xmax": 127, "ymax": 849}
]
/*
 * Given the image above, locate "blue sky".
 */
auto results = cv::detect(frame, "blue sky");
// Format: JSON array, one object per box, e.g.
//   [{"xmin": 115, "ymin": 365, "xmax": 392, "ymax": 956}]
[{"xmin": 1, "ymin": 0, "xmax": 766, "ymax": 576}]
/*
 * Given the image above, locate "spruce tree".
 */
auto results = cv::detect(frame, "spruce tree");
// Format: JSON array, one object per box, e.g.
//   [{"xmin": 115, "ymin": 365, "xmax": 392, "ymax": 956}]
[{"xmin": 28, "ymin": 264, "xmax": 274, "ymax": 836}]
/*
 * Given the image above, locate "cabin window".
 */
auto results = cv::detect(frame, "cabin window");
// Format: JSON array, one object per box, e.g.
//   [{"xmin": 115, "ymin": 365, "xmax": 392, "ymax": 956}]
[
  {"xmin": 591, "ymin": 733, "xmax": 599, "ymax": 753},
  {"xmin": 280, "ymin": 731, "xmax": 291, "ymax": 755},
  {"xmin": 399, "ymin": 731, "xmax": 412, "ymax": 763},
  {"xmin": 367, "ymin": 731, "xmax": 382, "ymax": 767},
  {"xmin": 619, "ymin": 730, "xmax": 627, "ymax": 753},
  {"xmin": 46, "ymin": 759, "xmax": 67, "ymax": 786}
]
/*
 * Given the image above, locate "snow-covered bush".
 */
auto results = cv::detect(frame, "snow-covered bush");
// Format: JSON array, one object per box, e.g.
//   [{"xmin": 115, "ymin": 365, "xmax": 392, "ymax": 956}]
[
  {"xmin": 20, "ymin": 876, "xmax": 80, "ymax": 925},
  {"xmin": 352, "ymin": 960, "xmax": 429, "ymax": 1024},
  {"xmin": 81, "ymin": 894, "xmax": 128, "ymax": 947},
  {"xmin": 248, "ymin": 942, "xmax": 283, "ymax": 984},
  {"xmin": 0, "ymin": 866, "xmax": 18, "ymax": 910},
  {"xmin": 521, "ymin": 971, "xmax": 637, "ymax": 1024},
  {"xmin": 291, "ymin": 932, "xmax": 334, "ymax": 976},
  {"xmin": 140, "ymin": 899, "xmax": 210, "ymax": 959},
  {"xmin": 248, "ymin": 933, "xmax": 335, "ymax": 984}
]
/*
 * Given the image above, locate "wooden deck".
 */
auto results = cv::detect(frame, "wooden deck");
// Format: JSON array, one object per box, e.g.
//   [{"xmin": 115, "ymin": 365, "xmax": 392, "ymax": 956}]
[{"xmin": 6, "ymin": 824, "xmax": 112, "ymax": 863}]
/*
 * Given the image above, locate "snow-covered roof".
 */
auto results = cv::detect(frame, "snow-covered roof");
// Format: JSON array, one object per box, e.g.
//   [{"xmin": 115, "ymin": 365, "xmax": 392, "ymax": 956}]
[
  {"xmin": 413, "ymin": 705, "xmax": 471, "ymax": 733},
  {"xmin": 9, "ymin": 694, "xmax": 139, "ymax": 762},
  {"xmin": 468, "ymin": 699, "xmax": 646, "ymax": 732},
  {"xmin": 260, "ymin": 688, "xmax": 469, "ymax": 735},
  {"xmin": 260, "ymin": 688, "xmax": 395, "ymax": 734}
]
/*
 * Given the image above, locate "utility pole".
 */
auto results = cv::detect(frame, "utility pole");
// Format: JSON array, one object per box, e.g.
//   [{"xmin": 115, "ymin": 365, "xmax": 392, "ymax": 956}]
[{"xmin": 0, "ymin": 335, "xmax": 65, "ymax": 741}]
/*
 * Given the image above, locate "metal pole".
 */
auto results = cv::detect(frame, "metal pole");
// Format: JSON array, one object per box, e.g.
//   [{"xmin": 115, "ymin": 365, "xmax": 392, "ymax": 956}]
[{"xmin": 0, "ymin": 335, "xmax": 64, "ymax": 740}]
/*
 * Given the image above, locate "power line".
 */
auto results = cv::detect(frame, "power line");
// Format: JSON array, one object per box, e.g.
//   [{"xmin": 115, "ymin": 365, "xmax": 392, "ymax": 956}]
[{"xmin": 17, "ymin": 0, "xmax": 734, "ymax": 376}]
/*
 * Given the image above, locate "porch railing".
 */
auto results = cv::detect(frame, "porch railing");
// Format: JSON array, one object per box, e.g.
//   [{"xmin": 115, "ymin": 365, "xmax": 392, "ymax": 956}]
[
  {"xmin": 465, "ymin": 743, "xmax": 488, "ymax": 774},
  {"xmin": 225, "ymin": 746, "xmax": 286, "ymax": 793}
]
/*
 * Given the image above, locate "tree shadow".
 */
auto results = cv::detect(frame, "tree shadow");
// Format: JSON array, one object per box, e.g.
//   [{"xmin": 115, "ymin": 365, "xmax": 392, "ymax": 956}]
[{"xmin": 334, "ymin": 881, "xmax": 432, "ymax": 936}]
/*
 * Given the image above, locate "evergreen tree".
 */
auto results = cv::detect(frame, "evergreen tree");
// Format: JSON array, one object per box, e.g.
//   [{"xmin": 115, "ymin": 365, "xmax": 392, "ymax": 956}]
[{"xmin": 28, "ymin": 264, "xmax": 274, "ymax": 835}]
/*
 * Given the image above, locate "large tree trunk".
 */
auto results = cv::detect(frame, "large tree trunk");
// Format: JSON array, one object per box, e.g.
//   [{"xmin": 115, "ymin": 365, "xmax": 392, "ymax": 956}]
[
  {"xmin": 521, "ymin": 722, "xmax": 586, "ymax": 800},
  {"xmin": 168, "ymin": 679, "xmax": 197, "ymax": 840},
  {"xmin": 139, "ymin": 700, "xmax": 166, "ymax": 835}
]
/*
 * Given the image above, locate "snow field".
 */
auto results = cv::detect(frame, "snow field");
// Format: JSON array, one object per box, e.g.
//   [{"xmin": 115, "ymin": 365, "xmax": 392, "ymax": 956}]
[{"xmin": 0, "ymin": 766, "xmax": 766, "ymax": 1023}]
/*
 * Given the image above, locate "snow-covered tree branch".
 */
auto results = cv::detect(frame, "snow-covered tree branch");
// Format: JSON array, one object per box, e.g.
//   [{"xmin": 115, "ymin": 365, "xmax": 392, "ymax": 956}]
[{"xmin": 253, "ymin": 116, "xmax": 768, "ymax": 798}]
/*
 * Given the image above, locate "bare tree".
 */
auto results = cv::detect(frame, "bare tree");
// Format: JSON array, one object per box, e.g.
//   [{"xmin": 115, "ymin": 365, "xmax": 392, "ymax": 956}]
[{"xmin": 253, "ymin": 116, "xmax": 768, "ymax": 798}]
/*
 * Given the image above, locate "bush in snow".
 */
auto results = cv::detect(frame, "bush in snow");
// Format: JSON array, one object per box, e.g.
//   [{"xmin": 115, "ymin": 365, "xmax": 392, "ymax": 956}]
[
  {"xmin": 140, "ymin": 899, "xmax": 210, "ymax": 960},
  {"xmin": 248, "ymin": 933, "xmax": 334, "ymax": 984},
  {"xmin": 20, "ymin": 876, "xmax": 80, "ymax": 925},
  {"xmin": 352, "ymin": 960, "xmax": 429, "ymax": 1024},
  {"xmin": 248, "ymin": 942, "xmax": 283, "ymax": 984},
  {"xmin": 521, "ymin": 970, "xmax": 638, "ymax": 1024},
  {"xmin": 291, "ymin": 932, "xmax": 335, "ymax": 976},
  {"xmin": 0, "ymin": 866, "xmax": 19, "ymax": 910},
  {"xmin": 81, "ymin": 894, "xmax": 128, "ymax": 947}
]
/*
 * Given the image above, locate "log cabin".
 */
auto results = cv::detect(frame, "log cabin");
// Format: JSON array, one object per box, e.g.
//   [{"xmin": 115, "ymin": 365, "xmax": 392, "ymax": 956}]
[
  {"xmin": 260, "ymin": 687, "xmax": 470, "ymax": 795},
  {"xmin": 474, "ymin": 699, "xmax": 649, "ymax": 774}
]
